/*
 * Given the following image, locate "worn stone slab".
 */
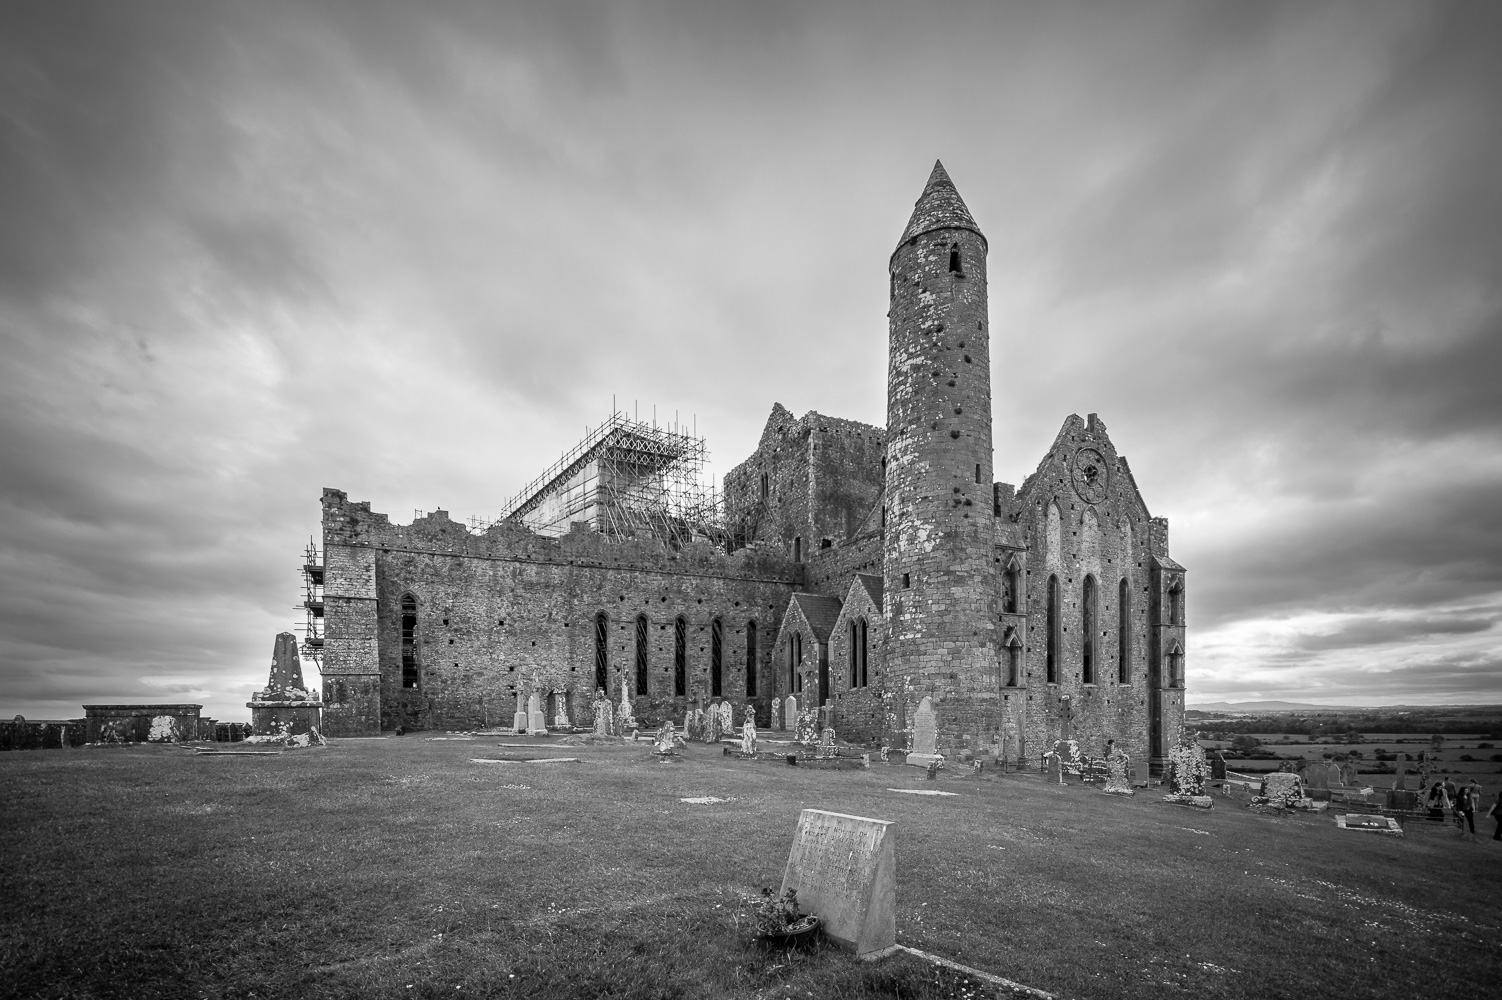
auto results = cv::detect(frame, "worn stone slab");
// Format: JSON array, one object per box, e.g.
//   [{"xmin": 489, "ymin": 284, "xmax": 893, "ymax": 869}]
[
  {"xmin": 470, "ymin": 757, "xmax": 581, "ymax": 764},
  {"xmin": 1133, "ymin": 759, "xmax": 1150, "ymax": 787},
  {"xmin": 780, "ymin": 808, "xmax": 896, "ymax": 960},
  {"xmin": 1336, "ymin": 813, "xmax": 1403, "ymax": 836}
]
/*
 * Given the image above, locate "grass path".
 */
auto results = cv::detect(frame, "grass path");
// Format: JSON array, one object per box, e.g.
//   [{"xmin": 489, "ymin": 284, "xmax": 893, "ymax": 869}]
[{"xmin": 2, "ymin": 737, "xmax": 1498, "ymax": 999}]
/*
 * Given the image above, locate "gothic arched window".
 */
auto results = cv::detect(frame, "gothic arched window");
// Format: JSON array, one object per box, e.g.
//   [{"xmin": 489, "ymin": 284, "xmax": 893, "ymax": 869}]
[{"xmin": 1118, "ymin": 578, "xmax": 1131, "ymax": 684}]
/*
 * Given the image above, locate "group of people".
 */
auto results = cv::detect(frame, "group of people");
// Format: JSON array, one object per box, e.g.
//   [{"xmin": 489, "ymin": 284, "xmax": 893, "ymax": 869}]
[{"xmin": 1424, "ymin": 775, "xmax": 1502, "ymax": 840}]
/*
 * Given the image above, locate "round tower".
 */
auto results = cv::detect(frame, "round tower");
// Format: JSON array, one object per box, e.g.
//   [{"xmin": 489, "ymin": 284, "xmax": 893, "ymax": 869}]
[{"xmin": 883, "ymin": 161, "xmax": 997, "ymax": 737}]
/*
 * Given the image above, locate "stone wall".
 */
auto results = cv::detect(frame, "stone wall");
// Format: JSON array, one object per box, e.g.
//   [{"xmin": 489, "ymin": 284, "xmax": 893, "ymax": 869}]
[
  {"xmin": 319, "ymin": 490, "xmax": 799, "ymax": 734},
  {"xmin": 724, "ymin": 405, "xmax": 885, "ymax": 552}
]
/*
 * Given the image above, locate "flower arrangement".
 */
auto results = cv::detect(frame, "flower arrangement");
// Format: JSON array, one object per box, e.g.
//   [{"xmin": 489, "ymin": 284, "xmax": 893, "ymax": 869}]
[{"xmin": 751, "ymin": 887, "xmax": 818, "ymax": 939}]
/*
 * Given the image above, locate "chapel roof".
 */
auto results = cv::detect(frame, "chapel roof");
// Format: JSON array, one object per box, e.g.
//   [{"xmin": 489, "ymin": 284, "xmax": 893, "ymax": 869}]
[
  {"xmin": 791, "ymin": 593, "xmax": 843, "ymax": 642},
  {"xmin": 855, "ymin": 573, "xmax": 884, "ymax": 614}
]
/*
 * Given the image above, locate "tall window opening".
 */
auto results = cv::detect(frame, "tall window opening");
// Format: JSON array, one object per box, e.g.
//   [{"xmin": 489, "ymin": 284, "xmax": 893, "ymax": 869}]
[
  {"xmin": 1165, "ymin": 640, "xmax": 1184, "ymax": 688},
  {"xmin": 594, "ymin": 612, "xmax": 608, "ymax": 694},
  {"xmin": 948, "ymin": 243, "xmax": 963, "ymax": 274},
  {"xmin": 1003, "ymin": 629, "xmax": 1022, "ymax": 687},
  {"xmin": 790, "ymin": 633, "xmax": 803, "ymax": 693},
  {"xmin": 975, "ymin": 463, "xmax": 982, "ymax": 484},
  {"xmin": 760, "ymin": 472, "xmax": 769, "ymax": 500},
  {"xmin": 673, "ymin": 616, "xmax": 687, "ymax": 696},
  {"xmin": 634, "ymin": 614, "xmax": 649, "ymax": 696},
  {"xmin": 400, "ymin": 593, "xmax": 420, "ymax": 689},
  {"xmin": 858, "ymin": 618, "xmax": 869, "ymax": 687},
  {"xmin": 1168, "ymin": 580, "xmax": 1184, "ymax": 626},
  {"xmin": 745, "ymin": 620, "xmax": 758, "ymax": 696},
  {"xmin": 1082, "ymin": 576, "xmax": 1097, "ymax": 684},
  {"xmin": 1118, "ymin": 578, "xmax": 1131, "ymax": 684},
  {"xmin": 1002, "ymin": 558, "xmax": 1020, "ymax": 614},
  {"xmin": 1045, "ymin": 576, "xmax": 1060, "ymax": 684},
  {"xmin": 710, "ymin": 617, "xmax": 723, "ymax": 696},
  {"xmin": 793, "ymin": 537, "xmax": 802, "ymax": 563}
]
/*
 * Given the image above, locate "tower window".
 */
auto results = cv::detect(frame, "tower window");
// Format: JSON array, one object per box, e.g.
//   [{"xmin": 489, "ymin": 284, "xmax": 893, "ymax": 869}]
[
  {"xmin": 975, "ymin": 464, "xmax": 982, "ymax": 484},
  {"xmin": 793, "ymin": 537, "xmax": 802, "ymax": 563},
  {"xmin": 902, "ymin": 573, "xmax": 911, "ymax": 589},
  {"xmin": 948, "ymin": 243, "xmax": 963, "ymax": 275}
]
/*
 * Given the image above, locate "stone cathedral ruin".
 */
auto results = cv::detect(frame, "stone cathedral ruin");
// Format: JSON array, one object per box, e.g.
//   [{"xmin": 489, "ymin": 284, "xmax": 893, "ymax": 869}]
[{"xmin": 304, "ymin": 162, "xmax": 1186, "ymax": 770}]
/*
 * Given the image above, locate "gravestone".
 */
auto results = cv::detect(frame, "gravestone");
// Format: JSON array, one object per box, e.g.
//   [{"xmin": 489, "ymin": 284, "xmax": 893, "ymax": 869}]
[
  {"xmin": 719, "ymin": 701, "xmax": 734, "ymax": 735},
  {"xmin": 1337, "ymin": 762, "xmax": 1359, "ymax": 787},
  {"xmin": 1305, "ymin": 765, "xmax": 1330, "ymax": 791},
  {"xmin": 1046, "ymin": 754, "xmax": 1063, "ymax": 784},
  {"xmin": 784, "ymin": 695, "xmax": 798, "ymax": 732},
  {"xmin": 906, "ymin": 696, "xmax": 940, "ymax": 769},
  {"xmin": 527, "ymin": 692, "xmax": 546, "ymax": 735},
  {"xmin": 617, "ymin": 677, "xmax": 636, "ymax": 733},
  {"xmin": 771, "ymin": 696, "xmax": 783, "ymax": 731},
  {"xmin": 1103, "ymin": 748, "xmax": 1134, "ymax": 796},
  {"xmin": 593, "ymin": 696, "xmax": 614, "ymax": 738},
  {"xmin": 513, "ymin": 690, "xmax": 528, "ymax": 732},
  {"xmin": 1133, "ymin": 759, "xmax": 1150, "ymax": 787},
  {"xmin": 740, "ymin": 717, "xmax": 758, "ymax": 756},
  {"xmin": 653, "ymin": 721, "xmax": 678, "ymax": 755},
  {"xmin": 820, "ymin": 727, "xmax": 837, "ymax": 759},
  {"xmin": 553, "ymin": 691, "xmax": 571, "ymax": 729},
  {"xmin": 707, "ymin": 704, "xmax": 724, "ymax": 743},
  {"xmin": 780, "ymin": 809, "xmax": 897, "ymax": 960}
]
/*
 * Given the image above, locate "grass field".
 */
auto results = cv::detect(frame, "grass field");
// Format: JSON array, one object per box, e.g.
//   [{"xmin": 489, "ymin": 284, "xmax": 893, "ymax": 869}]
[{"xmin": 3, "ymin": 736, "xmax": 1499, "ymax": 1000}]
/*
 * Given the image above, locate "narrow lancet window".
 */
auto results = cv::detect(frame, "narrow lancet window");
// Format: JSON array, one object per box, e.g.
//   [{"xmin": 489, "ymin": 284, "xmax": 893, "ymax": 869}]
[
  {"xmin": 400, "ymin": 593, "xmax": 420, "ymax": 689},
  {"xmin": 710, "ymin": 617, "xmax": 723, "ymax": 696},
  {"xmin": 1118, "ymin": 578, "xmax": 1131, "ymax": 684},
  {"xmin": 1082, "ymin": 576, "xmax": 1097, "ymax": 684},
  {"xmin": 1046, "ymin": 575, "xmax": 1060, "ymax": 684},
  {"xmin": 594, "ymin": 612, "xmax": 608, "ymax": 694},
  {"xmin": 673, "ymin": 616, "xmax": 687, "ymax": 696},
  {"xmin": 634, "ymin": 614, "xmax": 649, "ymax": 696},
  {"xmin": 948, "ymin": 243, "xmax": 963, "ymax": 274},
  {"xmin": 745, "ymin": 620, "xmax": 758, "ymax": 696}
]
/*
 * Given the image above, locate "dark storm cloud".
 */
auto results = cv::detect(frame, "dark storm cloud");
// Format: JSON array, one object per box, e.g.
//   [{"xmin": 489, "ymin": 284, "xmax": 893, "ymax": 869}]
[{"xmin": 2, "ymin": 0, "xmax": 1500, "ymax": 715}]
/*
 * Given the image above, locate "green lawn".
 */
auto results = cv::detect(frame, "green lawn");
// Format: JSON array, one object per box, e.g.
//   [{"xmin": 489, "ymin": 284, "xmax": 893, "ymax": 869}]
[{"xmin": 2, "ymin": 736, "xmax": 1498, "ymax": 999}]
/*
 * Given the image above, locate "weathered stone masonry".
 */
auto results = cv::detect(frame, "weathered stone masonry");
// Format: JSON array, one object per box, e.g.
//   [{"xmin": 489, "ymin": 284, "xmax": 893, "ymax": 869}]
[
  {"xmin": 311, "ymin": 160, "xmax": 1185, "ymax": 765},
  {"xmin": 319, "ymin": 489, "xmax": 798, "ymax": 735}
]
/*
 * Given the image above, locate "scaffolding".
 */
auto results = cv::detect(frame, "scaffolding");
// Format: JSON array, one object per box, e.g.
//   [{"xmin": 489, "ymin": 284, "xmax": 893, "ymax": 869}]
[
  {"xmin": 296, "ymin": 538, "xmax": 325, "ymax": 663},
  {"xmin": 486, "ymin": 410, "xmax": 723, "ymax": 546}
]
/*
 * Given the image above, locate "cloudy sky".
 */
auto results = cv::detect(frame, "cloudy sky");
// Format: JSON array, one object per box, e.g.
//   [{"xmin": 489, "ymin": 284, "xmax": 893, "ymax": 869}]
[{"xmin": 3, "ymin": 0, "xmax": 1500, "ymax": 720}]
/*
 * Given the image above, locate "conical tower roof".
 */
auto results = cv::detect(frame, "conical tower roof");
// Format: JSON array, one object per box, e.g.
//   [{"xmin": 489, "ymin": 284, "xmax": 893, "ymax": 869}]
[{"xmin": 895, "ymin": 160, "xmax": 985, "ymax": 253}]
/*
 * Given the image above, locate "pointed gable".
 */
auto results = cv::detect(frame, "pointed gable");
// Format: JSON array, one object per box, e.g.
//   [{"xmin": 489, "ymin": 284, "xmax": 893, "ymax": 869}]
[
  {"xmin": 896, "ymin": 160, "xmax": 986, "ymax": 250},
  {"xmin": 790, "ymin": 593, "xmax": 843, "ymax": 643},
  {"xmin": 855, "ymin": 573, "xmax": 884, "ymax": 614}
]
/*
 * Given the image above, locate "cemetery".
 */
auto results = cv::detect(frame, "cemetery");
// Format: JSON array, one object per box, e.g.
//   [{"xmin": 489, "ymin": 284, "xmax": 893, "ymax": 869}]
[{"xmin": 2, "ymin": 723, "xmax": 1497, "ymax": 1000}]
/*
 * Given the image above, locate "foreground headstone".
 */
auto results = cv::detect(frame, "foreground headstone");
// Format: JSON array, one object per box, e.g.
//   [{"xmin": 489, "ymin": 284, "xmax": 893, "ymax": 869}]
[
  {"xmin": 1133, "ymin": 759, "xmax": 1150, "ymax": 787},
  {"xmin": 784, "ymin": 695, "xmax": 798, "ymax": 732},
  {"xmin": 1103, "ymin": 747, "xmax": 1135, "ymax": 796},
  {"xmin": 780, "ymin": 809, "xmax": 897, "ymax": 960},
  {"xmin": 527, "ymin": 692, "xmax": 546, "ymax": 735},
  {"xmin": 906, "ymin": 696, "xmax": 940, "ymax": 768}
]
